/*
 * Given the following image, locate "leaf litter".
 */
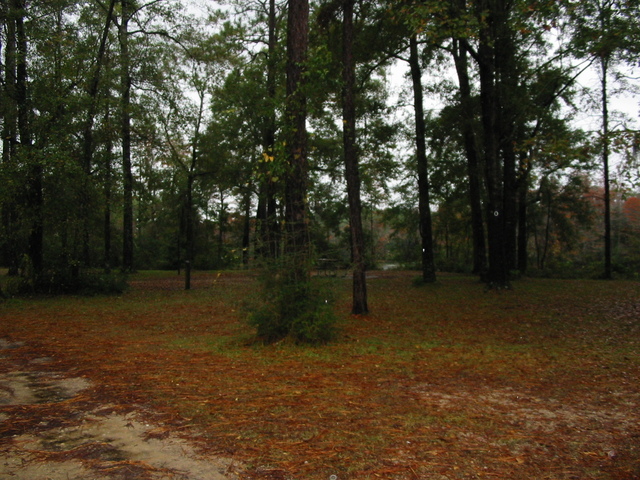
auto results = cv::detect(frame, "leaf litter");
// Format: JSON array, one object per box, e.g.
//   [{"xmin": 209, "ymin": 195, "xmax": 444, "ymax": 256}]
[
  {"xmin": 0, "ymin": 338, "xmax": 241, "ymax": 480},
  {"xmin": 0, "ymin": 271, "xmax": 639, "ymax": 479}
]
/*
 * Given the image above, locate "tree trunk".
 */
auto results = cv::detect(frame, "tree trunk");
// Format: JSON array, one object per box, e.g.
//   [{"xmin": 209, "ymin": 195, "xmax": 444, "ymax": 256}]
[
  {"xmin": 494, "ymin": 10, "xmax": 519, "ymax": 275},
  {"xmin": 242, "ymin": 188, "xmax": 252, "ymax": 265},
  {"xmin": 516, "ymin": 164, "xmax": 528, "ymax": 273},
  {"xmin": 540, "ymin": 186, "xmax": 552, "ymax": 270},
  {"xmin": 184, "ymin": 87, "xmax": 205, "ymax": 289},
  {"xmin": 81, "ymin": 0, "xmax": 116, "ymax": 267},
  {"xmin": 257, "ymin": 0, "xmax": 280, "ymax": 260},
  {"xmin": 452, "ymin": 3, "xmax": 486, "ymax": 277},
  {"xmin": 185, "ymin": 173, "xmax": 194, "ymax": 289},
  {"xmin": 103, "ymin": 92, "xmax": 113, "ymax": 273},
  {"xmin": 120, "ymin": 0, "xmax": 134, "ymax": 272},
  {"xmin": 217, "ymin": 191, "xmax": 226, "ymax": 266},
  {"xmin": 82, "ymin": 0, "xmax": 116, "ymax": 176},
  {"xmin": 477, "ymin": 0, "xmax": 508, "ymax": 287},
  {"xmin": 2, "ymin": 2, "xmax": 20, "ymax": 275},
  {"xmin": 409, "ymin": 35, "xmax": 436, "ymax": 283},
  {"xmin": 284, "ymin": 0, "xmax": 310, "ymax": 283},
  {"xmin": 502, "ymin": 145, "xmax": 517, "ymax": 273},
  {"xmin": 342, "ymin": 0, "xmax": 368, "ymax": 314},
  {"xmin": 600, "ymin": 55, "xmax": 612, "ymax": 279},
  {"xmin": 1, "ymin": 2, "xmax": 12, "ymax": 166},
  {"xmin": 14, "ymin": 0, "xmax": 43, "ymax": 274}
]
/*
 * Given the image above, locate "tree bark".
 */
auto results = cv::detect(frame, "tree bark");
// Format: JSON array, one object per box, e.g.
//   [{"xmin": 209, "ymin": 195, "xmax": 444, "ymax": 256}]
[
  {"xmin": 284, "ymin": 0, "xmax": 310, "ymax": 283},
  {"xmin": 601, "ymin": 55, "xmax": 612, "ymax": 279},
  {"xmin": 477, "ymin": 0, "xmax": 508, "ymax": 287},
  {"xmin": 81, "ymin": 0, "xmax": 116, "ymax": 267},
  {"xmin": 1, "ymin": 1, "xmax": 16, "ymax": 164},
  {"xmin": 184, "ymin": 87, "xmax": 205, "ymax": 289},
  {"xmin": 82, "ymin": 0, "xmax": 116, "ymax": 176},
  {"xmin": 217, "ymin": 191, "xmax": 226, "ymax": 266},
  {"xmin": 342, "ymin": 0, "xmax": 368, "ymax": 313},
  {"xmin": 409, "ymin": 35, "xmax": 436, "ymax": 283},
  {"xmin": 119, "ymin": 0, "xmax": 134, "ymax": 272},
  {"xmin": 494, "ymin": 7, "xmax": 519, "ymax": 274},
  {"xmin": 184, "ymin": 173, "xmax": 194, "ymax": 289},
  {"xmin": 14, "ymin": 0, "xmax": 43, "ymax": 274},
  {"xmin": 256, "ymin": 0, "xmax": 280, "ymax": 260},
  {"xmin": 516, "ymin": 159, "xmax": 529, "ymax": 273},
  {"xmin": 103, "ymin": 98, "xmax": 113, "ymax": 273},
  {"xmin": 502, "ymin": 139, "xmax": 518, "ymax": 272},
  {"xmin": 2, "ymin": 1, "xmax": 20, "ymax": 275},
  {"xmin": 242, "ymin": 187, "xmax": 252, "ymax": 265},
  {"xmin": 452, "ymin": 37, "xmax": 487, "ymax": 275}
]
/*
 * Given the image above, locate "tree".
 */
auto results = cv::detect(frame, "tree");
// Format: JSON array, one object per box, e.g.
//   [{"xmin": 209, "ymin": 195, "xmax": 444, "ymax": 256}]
[
  {"xmin": 249, "ymin": 0, "xmax": 336, "ymax": 344},
  {"xmin": 342, "ymin": 0, "xmax": 368, "ymax": 313},
  {"xmin": 257, "ymin": 0, "xmax": 283, "ymax": 259},
  {"xmin": 1, "ymin": 0, "xmax": 20, "ymax": 275},
  {"xmin": 101, "ymin": 86, "xmax": 115, "ymax": 272},
  {"xmin": 408, "ymin": 35, "xmax": 436, "ymax": 283},
  {"xmin": 284, "ymin": 0, "xmax": 310, "ymax": 282},
  {"xmin": 225, "ymin": 0, "xmax": 287, "ymax": 261},
  {"xmin": 4, "ymin": 0, "xmax": 636, "ymax": 291},
  {"xmin": 530, "ymin": 174, "xmax": 598, "ymax": 272},
  {"xmin": 450, "ymin": 35, "xmax": 486, "ymax": 275},
  {"xmin": 110, "ymin": 0, "xmax": 189, "ymax": 273},
  {"xmin": 313, "ymin": 0, "xmax": 406, "ymax": 309},
  {"xmin": 80, "ymin": 0, "xmax": 116, "ymax": 267},
  {"xmin": 186, "ymin": 78, "xmax": 206, "ymax": 287},
  {"xmin": 118, "ymin": 0, "xmax": 134, "ymax": 272},
  {"xmin": 473, "ymin": 0, "xmax": 516, "ymax": 287},
  {"xmin": 396, "ymin": 0, "xmax": 489, "ymax": 276},
  {"xmin": 13, "ymin": 0, "xmax": 43, "ymax": 274},
  {"xmin": 569, "ymin": 0, "xmax": 640, "ymax": 278}
]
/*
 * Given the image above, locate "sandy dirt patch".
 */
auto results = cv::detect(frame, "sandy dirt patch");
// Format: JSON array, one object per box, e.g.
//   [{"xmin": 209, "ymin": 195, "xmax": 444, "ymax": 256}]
[{"xmin": 0, "ymin": 339, "xmax": 241, "ymax": 480}]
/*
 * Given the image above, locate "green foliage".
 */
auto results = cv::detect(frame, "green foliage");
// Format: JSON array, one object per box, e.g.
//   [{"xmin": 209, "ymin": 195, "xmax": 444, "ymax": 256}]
[
  {"xmin": 3, "ymin": 0, "xmax": 638, "ymax": 283},
  {"xmin": 2, "ymin": 266, "xmax": 128, "ymax": 297},
  {"xmin": 530, "ymin": 257, "xmax": 640, "ymax": 280},
  {"xmin": 248, "ymin": 264, "xmax": 337, "ymax": 345},
  {"xmin": 569, "ymin": 0, "xmax": 638, "ymax": 61}
]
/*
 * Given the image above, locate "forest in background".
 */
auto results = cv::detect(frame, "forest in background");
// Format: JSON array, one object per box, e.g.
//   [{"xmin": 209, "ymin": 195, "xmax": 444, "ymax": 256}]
[{"xmin": 1, "ymin": 0, "xmax": 640, "ymax": 293}]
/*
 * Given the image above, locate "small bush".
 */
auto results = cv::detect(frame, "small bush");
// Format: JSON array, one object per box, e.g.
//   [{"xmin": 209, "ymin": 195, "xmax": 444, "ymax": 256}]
[
  {"xmin": 2, "ymin": 276, "xmax": 33, "ymax": 297},
  {"xmin": 248, "ymin": 270, "xmax": 337, "ymax": 345},
  {"xmin": 2, "ymin": 268, "xmax": 128, "ymax": 297}
]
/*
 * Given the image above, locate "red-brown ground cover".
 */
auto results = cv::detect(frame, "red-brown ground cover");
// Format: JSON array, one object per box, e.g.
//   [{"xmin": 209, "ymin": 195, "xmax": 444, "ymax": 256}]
[{"xmin": 1, "ymin": 270, "xmax": 639, "ymax": 479}]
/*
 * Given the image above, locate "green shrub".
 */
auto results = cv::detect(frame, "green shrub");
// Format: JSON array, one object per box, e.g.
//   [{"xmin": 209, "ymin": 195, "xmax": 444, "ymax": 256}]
[
  {"xmin": 248, "ymin": 270, "xmax": 337, "ymax": 345},
  {"xmin": 2, "ymin": 268, "xmax": 128, "ymax": 297},
  {"xmin": 2, "ymin": 276, "xmax": 33, "ymax": 297}
]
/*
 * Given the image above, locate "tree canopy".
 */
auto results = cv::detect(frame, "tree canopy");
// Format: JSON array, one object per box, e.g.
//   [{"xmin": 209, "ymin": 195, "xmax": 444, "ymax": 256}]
[{"xmin": 1, "ymin": 0, "xmax": 639, "ymax": 298}]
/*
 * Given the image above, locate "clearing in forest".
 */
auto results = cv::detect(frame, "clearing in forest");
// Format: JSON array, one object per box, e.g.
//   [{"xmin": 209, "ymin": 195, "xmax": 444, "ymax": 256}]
[{"xmin": 0, "ymin": 270, "xmax": 638, "ymax": 479}]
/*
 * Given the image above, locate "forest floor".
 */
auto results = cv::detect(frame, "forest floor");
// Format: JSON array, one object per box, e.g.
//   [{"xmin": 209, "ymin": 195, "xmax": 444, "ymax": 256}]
[{"xmin": 0, "ymin": 270, "xmax": 639, "ymax": 480}]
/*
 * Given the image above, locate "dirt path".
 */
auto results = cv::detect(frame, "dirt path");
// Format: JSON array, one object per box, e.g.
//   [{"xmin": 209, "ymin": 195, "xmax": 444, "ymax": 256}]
[{"xmin": 0, "ymin": 339, "xmax": 241, "ymax": 480}]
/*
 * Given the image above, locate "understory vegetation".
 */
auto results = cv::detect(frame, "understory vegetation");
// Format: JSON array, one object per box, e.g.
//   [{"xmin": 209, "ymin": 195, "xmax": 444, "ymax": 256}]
[
  {"xmin": 1, "ymin": 266, "xmax": 128, "ymax": 297},
  {"xmin": 1, "ymin": 270, "xmax": 638, "ymax": 479},
  {"xmin": 247, "ymin": 262, "xmax": 337, "ymax": 344}
]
